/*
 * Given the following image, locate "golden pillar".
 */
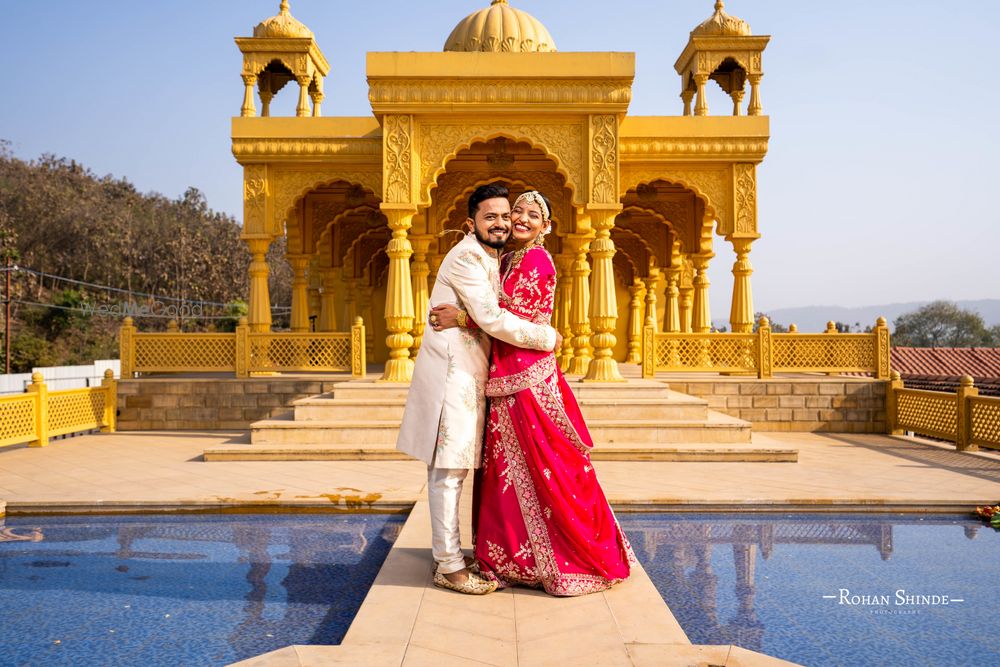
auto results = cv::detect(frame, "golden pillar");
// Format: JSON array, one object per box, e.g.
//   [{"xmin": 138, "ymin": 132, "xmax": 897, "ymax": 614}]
[
  {"xmin": 288, "ymin": 255, "xmax": 310, "ymax": 333},
  {"xmin": 318, "ymin": 269, "xmax": 339, "ymax": 332},
  {"xmin": 310, "ymin": 79, "xmax": 324, "ymax": 117},
  {"xmin": 729, "ymin": 238, "xmax": 756, "ymax": 334},
  {"xmin": 691, "ymin": 254, "xmax": 713, "ymax": 333},
  {"xmin": 259, "ymin": 84, "xmax": 273, "ymax": 117},
  {"xmin": 644, "ymin": 267, "xmax": 661, "ymax": 329},
  {"xmin": 428, "ymin": 251, "xmax": 443, "ymax": 295},
  {"xmin": 344, "ymin": 278, "xmax": 358, "ymax": 326},
  {"xmin": 295, "ymin": 75, "xmax": 311, "ymax": 117},
  {"xmin": 240, "ymin": 74, "xmax": 257, "ymax": 117},
  {"xmin": 681, "ymin": 88, "xmax": 695, "ymax": 117},
  {"xmin": 731, "ymin": 88, "xmax": 745, "ymax": 117},
  {"xmin": 626, "ymin": 278, "xmax": 645, "ymax": 364},
  {"xmin": 380, "ymin": 206, "xmax": 416, "ymax": 382},
  {"xmin": 566, "ymin": 233, "xmax": 594, "ymax": 376},
  {"xmin": 554, "ymin": 254, "xmax": 575, "ymax": 372},
  {"xmin": 410, "ymin": 234, "xmax": 433, "ymax": 359},
  {"xmin": 584, "ymin": 208, "xmax": 624, "ymax": 382},
  {"xmin": 748, "ymin": 74, "xmax": 763, "ymax": 116},
  {"xmin": 308, "ymin": 258, "xmax": 322, "ymax": 326},
  {"xmin": 664, "ymin": 268, "xmax": 681, "ymax": 333},
  {"xmin": 694, "ymin": 74, "xmax": 709, "ymax": 116},
  {"xmin": 245, "ymin": 236, "xmax": 272, "ymax": 333}
]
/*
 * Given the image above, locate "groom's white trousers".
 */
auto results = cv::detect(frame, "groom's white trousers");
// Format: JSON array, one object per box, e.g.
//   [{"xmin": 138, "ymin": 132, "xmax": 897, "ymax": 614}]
[{"xmin": 427, "ymin": 466, "xmax": 470, "ymax": 575}]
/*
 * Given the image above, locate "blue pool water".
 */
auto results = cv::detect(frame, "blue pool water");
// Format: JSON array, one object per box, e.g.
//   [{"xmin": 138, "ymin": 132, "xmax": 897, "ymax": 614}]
[
  {"xmin": 0, "ymin": 512, "xmax": 406, "ymax": 667},
  {"xmin": 620, "ymin": 513, "xmax": 1000, "ymax": 667}
]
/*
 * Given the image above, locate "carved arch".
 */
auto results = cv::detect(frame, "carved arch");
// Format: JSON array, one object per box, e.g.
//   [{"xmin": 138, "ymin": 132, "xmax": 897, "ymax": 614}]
[
  {"xmin": 269, "ymin": 172, "xmax": 382, "ymax": 237},
  {"xmin": 419, "ymin": 123, "xmax": 585, "ymax": 207},
  {"xmin": 312, "ymin": 204, "xmax": 383, "ymax": 256},
  {"xmin": 343, "ymin": 227, "xmax": 391, "ymax": 279},
  {"xmin": 619, "ymin": 168, "xmax": 731, "ymax": 237}
]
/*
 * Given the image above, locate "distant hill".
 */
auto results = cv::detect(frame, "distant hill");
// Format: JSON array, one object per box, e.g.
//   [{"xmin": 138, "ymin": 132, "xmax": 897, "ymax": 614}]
[{"xmin": 713, "ymin": 299, "xmax": 1000, "ymax": 333}]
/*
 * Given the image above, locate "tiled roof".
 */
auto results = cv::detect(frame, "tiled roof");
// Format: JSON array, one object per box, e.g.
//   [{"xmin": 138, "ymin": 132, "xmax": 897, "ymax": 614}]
[{"xmin": 891, "ymin": 347, "xmax": 1000, "ymax": 381}]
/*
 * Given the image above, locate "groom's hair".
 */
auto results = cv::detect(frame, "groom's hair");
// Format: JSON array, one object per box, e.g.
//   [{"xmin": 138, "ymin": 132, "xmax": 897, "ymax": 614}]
[{"xmin": 468, "ymin": 183, "xmax": 509, "ymax": 219}]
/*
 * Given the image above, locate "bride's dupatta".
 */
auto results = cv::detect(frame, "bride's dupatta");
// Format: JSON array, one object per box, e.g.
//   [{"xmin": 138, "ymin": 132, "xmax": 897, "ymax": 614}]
[{"xmin": 473, "ymin": 244, "xmax": 634, "ymax": 596}]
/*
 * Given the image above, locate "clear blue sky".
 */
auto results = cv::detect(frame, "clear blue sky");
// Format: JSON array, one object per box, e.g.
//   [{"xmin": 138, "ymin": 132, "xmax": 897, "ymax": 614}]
[{"xmin": 2, "ymin": 1, "xmax": 998, "ymax": 317}]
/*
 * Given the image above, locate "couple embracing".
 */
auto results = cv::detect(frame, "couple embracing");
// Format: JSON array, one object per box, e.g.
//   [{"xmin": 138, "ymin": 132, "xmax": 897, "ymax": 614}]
[{"xmin": 396, "ymin": 183, "xmax": 634, "ymax": 597}]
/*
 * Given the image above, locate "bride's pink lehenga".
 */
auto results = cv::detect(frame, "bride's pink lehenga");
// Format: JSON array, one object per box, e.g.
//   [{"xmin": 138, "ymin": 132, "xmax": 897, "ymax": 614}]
[{"xmin": 472, "ymin": 244, "xmax": 635, "ymax": 596}]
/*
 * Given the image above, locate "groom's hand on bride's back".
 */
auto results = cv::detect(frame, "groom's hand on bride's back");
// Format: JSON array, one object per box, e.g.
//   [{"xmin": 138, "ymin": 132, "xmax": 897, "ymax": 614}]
[{"xmin": 430, "ymin": 304, "xmax": 461, "ymax": 330}]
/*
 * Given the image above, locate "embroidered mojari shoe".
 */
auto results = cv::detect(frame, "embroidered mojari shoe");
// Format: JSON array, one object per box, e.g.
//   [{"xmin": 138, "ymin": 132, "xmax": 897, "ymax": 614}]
[
  {"xmin": 432, "ymin": 556, "xmax": 480, "ymax": 575},
  {"xmin": 433, "ymin": 570, "xmax": 498, "ymax": 595}
]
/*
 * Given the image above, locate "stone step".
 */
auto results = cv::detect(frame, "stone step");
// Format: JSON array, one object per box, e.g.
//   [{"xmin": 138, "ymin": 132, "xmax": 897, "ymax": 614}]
[
  {"xmin": 293, "ymin": 397, "xmax": 408, "ymax": 421},
  {"xmin": 326, "ymin": 378, "xmax": 674, "ymax": 402},
  {"xmin": 589, "ymin": 412, "xmax": 751, "ymax": 445},
  {"xmin": 204, "ymin": 441, "xmax": 794, "ymax": 463},
  {"xmin": 291, "ymin": 391, "xmax": 707, "ymax": 422},
  {"xmin": 250, "ymin": 409, "xmax": 750, "ymax": 446},
  {"xmin": 326, "ymin": 381, "xmax": 410, "ymax": 401},
  {"xmin": 564, "ymin": 379, "xmax": 673, "ymax": 400},
  {"xmin": 577, "ymin": 393, "xmax": 707, "ymax": 421},
  {"xmin": 589, "ymin": 443, "xmax": 796, "ymax": 462}
]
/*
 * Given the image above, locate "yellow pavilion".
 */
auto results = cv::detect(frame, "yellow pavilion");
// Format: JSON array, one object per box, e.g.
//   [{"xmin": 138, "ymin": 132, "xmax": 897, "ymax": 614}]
[{"xmin": 232, "ymin": 0, "xmax": 770, "ymax": 383}]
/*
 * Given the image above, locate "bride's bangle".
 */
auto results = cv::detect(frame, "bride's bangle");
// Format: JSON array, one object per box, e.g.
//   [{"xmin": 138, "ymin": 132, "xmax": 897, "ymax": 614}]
[{"xmin": 457, "ymin": 309, "xmax": 469, "ymax": 328}]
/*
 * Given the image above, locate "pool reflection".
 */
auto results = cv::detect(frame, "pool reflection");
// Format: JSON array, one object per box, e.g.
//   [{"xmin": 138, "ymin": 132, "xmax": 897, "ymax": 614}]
[
  {"xmin": 621, "ymin": 513, "xmax": 994, "ymax": 664},
  {"xmin": 0, "ymin": 513, "xmax": 405, "ymax": 666}
]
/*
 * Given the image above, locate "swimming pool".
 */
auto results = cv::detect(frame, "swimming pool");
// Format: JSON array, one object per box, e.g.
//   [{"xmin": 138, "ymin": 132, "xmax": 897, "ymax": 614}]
[
  {"xmin": 0, "ymin": 512, "xmax": 406, "ymax": 666},
  {"xmin": 620, "ymin": 513, "xmax": 1000, "ymax": 667}
]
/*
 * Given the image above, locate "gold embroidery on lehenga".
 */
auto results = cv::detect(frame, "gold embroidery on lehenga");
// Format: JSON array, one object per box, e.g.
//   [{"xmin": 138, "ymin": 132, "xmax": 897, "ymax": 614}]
[
  {"xmin": 530, "ymin": 379, "xmax": 591, "ymax": 455},
  {"xmin": 493, "ymin": 401, "xmax": 629, "ymax": 596},
  {"xmin": 485, "ymin": 355, "xmax": 556, "ymax": 397}
]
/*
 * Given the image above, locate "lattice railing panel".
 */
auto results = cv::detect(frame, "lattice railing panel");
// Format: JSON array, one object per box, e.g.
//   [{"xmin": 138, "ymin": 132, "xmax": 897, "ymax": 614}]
[
  {"xmin": 134, "ymin": 334, "xmax": 236, "ymax": 372},
  {"xmin": 249, "ymin": 334, "xmax": 352, "ymax": 372},
  {"xmin": 773, "ymin": 335, "xmax": 875, "ymax": 372},
  {"xmin": 895, "ymin": 389, "xmax": 957, "ymax": 440},
  {"xmin": 48, "ymin": 389, "xmax": 106, "ymax": 437},
  {"xmin": 654, "ymin": 334, "xmax": 756, "ymax": 372},
  {"xmin": 0, "ymin": 395, "xmax": 36, "ymax": 447},
  {"xmin": 970, "ymin": 396, "xmax": 1000, "ymax": 450}
]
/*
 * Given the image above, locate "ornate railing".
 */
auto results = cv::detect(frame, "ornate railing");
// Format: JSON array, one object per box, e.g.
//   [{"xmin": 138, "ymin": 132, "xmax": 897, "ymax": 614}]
[
  {"xmin": 888, "ymin": 374, "xmax": 1000, "ymax": 451},
  {"xmin": 119, "ymin": 316, "xmax": 367, "ymax": 379},
  {"xmin": 0, "ymin": 371, "xmax": 117, "ymax": 448},
  {"xmin": 642, "ymin": 317, "xmax": 891, "ymax": 379}
]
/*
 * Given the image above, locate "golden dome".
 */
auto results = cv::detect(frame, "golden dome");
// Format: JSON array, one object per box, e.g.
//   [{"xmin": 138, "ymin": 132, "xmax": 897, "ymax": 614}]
[
  {"xmin": 253, "ymin": 0, "xmax": 313, "ymax": 39},
  {"xmin": 692, "ymin": 1, "xmax": 751, "ymax": 37},
  {"xmin": 444, "ymin": 0, "xmax": 556, "ymax": 53}
]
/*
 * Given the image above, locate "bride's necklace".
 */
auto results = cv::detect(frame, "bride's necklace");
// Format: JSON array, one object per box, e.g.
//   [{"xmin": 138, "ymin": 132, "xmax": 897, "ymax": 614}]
[{"xmin": 502, "ymin": 238, "xmax": 542, "ymax": 283}]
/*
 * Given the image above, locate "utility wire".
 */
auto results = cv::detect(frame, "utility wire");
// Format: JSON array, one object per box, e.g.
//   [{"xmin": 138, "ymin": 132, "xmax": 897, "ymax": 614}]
[
  {"xmin": 14, "ymin": 267, "xmax": 238, "ymax": 307},
  {"xmin": 12, "ymin": 299, "xmax": 290, "ymax": 318},
  {"xmin": 6, "ymin": 266, "xmax": 291, "ymax": 312}
]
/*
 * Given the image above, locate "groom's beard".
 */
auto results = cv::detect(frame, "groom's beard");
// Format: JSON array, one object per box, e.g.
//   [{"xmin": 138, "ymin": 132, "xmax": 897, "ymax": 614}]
[{"xmin": 474, "ymin": 226, "xmax": 509, "ymax": 250}]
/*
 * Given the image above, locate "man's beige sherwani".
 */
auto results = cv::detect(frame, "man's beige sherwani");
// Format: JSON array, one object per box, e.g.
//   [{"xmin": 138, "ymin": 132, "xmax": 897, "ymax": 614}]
[{"xmin": 396, "ymin": 233, "xmax": 556, "ymax": 469}]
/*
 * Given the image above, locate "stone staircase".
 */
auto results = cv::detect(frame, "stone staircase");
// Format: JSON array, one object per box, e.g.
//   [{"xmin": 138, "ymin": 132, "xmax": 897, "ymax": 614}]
[{"xmin": 203, "ymin": 379, "xmax": 797, "ymax": 462}]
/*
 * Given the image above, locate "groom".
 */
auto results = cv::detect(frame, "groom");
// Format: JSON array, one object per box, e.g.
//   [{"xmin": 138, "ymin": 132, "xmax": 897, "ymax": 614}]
[{"xmin": 396, "ymin": 183, "xmax": 560, "ymax": 594}]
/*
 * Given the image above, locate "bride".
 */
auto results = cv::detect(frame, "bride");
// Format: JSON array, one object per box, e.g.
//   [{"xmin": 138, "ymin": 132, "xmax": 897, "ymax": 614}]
[{"xmin": 436, "ymin": 190, "xmax": 634, "ymax": 596}]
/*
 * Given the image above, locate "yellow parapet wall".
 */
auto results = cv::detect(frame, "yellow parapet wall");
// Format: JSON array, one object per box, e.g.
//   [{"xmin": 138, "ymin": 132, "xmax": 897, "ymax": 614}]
[
  {"xmin": 643, "ymin": 317, "xmax": 892, "ymax": 380},
  {"xmin": 0, "ymin": 371, "xmax": 116, "ymax": 448},
  {"xmin": 889, "ymin": 374, "xmax": 1000, "ymax": 451},
  {"xmin": 119, "ymin": 317, "xmax": 366, "ymax": 379}
]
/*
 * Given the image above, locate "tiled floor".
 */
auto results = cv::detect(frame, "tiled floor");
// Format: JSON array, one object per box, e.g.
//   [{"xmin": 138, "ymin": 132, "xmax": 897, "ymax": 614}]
[
  {"xmin": 2, "ymin": 430, "xmax": 999, "ymax": 510},
  {"xmin": 3, "ymin": 429, "xmax": 1000, "ymax": 666}
]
